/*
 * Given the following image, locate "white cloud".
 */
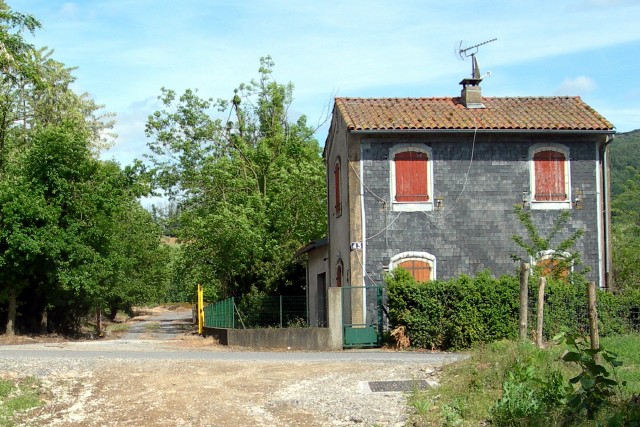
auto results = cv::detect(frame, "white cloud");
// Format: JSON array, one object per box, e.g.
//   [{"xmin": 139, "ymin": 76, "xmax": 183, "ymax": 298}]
[{"xmin": 554, "ymin": 76, "xmax": 597, "ymax": 95}]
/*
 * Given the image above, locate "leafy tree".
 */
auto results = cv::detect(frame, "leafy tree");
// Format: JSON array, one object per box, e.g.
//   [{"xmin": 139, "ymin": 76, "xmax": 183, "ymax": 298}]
[
  {"xmin": 146, "ymin": 56, "xmax": 326, "ymax": 299},
  {"xmin": 611, "ymin": 169, "xmax": 640, "ymax": 292},
  {"xmin": 511, "ymin": 205, "xmax": 585, "ymax": 280}
]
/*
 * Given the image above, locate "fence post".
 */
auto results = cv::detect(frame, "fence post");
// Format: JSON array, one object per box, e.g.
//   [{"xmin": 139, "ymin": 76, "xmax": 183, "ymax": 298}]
[
  {"xmin": 536, "ymin": 276, "xmax": 546, "ymax": 348},
  {"xmin": 588, "ymin": 281, "xmax": 600, "ymax": 357},
  {"xmin": 197, "ymin": 284, "xmax": 204, "ymax": 334},
  {"xmin": 279, "ymin": 295, "xmax": 283, "ymax": 327},
  {"xmin": 519, "ymin": 262, "xmax": 530, "ymax": 341}
]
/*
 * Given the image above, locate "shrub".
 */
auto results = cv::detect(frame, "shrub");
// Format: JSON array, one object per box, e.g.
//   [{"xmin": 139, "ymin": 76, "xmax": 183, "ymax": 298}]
[
  {"xmin": 386, "ymin": 269, "xmax": 519, "ymax": 350},
  {"xmin": 387, "ymin": 269, "xmax": 640, "ymax": 351}
]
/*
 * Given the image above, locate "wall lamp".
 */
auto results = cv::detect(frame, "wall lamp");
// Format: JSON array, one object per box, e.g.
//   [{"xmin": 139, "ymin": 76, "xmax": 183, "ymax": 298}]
[
  {"xmin": 435, "ymin": 196, "xmax": 444, "ymax": 210},
  {"xmin": 522, "ymin": 191, "xmax": 529, "ymax": 209},
  {"xmin": 573, "ymin": 189, "xmax": 584, "ymax": 210}
]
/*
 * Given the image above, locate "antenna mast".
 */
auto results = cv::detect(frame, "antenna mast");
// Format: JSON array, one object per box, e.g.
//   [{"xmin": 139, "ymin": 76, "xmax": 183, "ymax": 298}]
[{"xmin": 458, "ymin": 38, "xmax": 497, "ymax": 79}]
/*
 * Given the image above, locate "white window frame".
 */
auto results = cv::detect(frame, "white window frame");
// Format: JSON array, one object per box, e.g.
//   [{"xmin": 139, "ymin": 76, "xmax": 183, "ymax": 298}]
[
  {"xmin": 528, "ymin": 143, "xmax": 571, "ymax": 210},
  {"xmin": 389, "ymin": 143, "xmax": 434, "ymax": 212},
  {"xmin": 389, "ymin": 251, "xmax": 437, "ymax": 280},
  {"xmin": 533, "ymin": 249, "xmax": 574, "ymax": 275}
]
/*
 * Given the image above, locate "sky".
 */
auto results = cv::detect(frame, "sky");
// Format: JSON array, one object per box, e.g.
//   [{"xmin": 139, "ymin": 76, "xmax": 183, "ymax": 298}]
[{"xmin": 10, "ymin": 0, "xmax": 640, "ymax": 167}]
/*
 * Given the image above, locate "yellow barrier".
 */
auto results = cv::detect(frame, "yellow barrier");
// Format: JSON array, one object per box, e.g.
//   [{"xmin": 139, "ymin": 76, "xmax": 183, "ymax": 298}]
[{"xmin": 197, "ymin": 283, "xmax": 204, "ymax": 335}]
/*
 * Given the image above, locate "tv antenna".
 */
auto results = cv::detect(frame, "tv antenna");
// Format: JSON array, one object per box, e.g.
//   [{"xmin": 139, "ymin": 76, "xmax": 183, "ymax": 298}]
[
  {"xmin": 457, "ymin": 38, "xmax": 497, "ymax": 60},
  {"xmin": 456, "ymin": 38, "xmax": 497, "ymax": 80}
]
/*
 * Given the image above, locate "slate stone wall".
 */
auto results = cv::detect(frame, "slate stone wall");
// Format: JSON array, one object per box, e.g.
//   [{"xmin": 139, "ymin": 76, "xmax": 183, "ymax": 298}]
[{"xmin": 360, "ymin": 132, "xmax": 602, "ymax": 284}]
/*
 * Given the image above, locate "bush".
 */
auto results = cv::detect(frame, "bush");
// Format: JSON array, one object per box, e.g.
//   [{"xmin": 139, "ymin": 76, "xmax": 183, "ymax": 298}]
[
  {"xmin": 387, "ymin": 270, "xmax": 640, "ymax": 351},
  {"xmin": 386, "ymin": 269, "xmax": 519, "ymax": 350}
]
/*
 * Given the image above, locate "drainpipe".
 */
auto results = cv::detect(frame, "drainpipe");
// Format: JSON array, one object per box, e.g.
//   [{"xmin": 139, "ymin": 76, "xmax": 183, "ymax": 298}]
[
  {"xmin": 360, "ymin": 142, "xmax": 367, "ymax": 322},
  {"xmin": 602, "ymin": 134, "xmax": 614, "ymax": 289}
]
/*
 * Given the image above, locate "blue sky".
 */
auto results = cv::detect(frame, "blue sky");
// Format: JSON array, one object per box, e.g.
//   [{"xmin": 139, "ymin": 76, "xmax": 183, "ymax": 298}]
[{"xmin": 10, "ymin": 0, "xmax": 640, "ymax": 166}]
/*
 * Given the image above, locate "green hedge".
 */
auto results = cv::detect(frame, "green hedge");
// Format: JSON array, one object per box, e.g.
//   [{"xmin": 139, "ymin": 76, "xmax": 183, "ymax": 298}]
[{"xmin": 386, "ymin": 269, "xmax": 640, "ymax": 351}]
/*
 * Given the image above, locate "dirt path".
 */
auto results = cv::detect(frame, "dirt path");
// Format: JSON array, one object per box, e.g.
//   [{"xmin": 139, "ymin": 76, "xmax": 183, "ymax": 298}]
[{"xmin": 1, "ymin": 306, "xmax": 464, "ymax": 427}]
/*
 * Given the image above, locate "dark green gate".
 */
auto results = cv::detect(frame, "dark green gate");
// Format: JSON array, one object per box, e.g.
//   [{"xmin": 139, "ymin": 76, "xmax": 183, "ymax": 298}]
[{"xmin": 341, "ymin": 285, "xmax": 384, "ymax": 348}]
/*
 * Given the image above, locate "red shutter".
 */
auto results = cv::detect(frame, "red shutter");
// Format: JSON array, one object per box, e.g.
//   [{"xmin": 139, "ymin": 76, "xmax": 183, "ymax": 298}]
[
  {"xmin": 334, "ymin": 161, "xmax": 341, "ymax": 215},
  {"xmin": 395, "ymin": 151, "xmax": 429, "ymax": 202},
  {"xmin": 534, "ymin": 150, "xmax": 566, "ymax": 201},
  {"xmin": 398, "ymin": 260, "xmax": 432, "ymax": 282}
]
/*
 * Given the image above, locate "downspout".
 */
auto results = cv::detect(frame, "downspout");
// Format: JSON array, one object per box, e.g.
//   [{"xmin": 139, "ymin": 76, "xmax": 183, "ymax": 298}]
[
  {"xmin": 360, "ymin": 142, "xmax": 367, "ymax": 323},
  {"xmin": 602, "ymin": 134, "xmax": 614, "ymax": 289},
  {"xmin": 595, "ymin": 143, "xmax": 604, "ymax": 288}
]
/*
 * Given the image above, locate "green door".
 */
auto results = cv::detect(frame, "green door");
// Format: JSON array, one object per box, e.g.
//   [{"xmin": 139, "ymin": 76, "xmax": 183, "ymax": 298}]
[{"xmin": 342, "ymin": 285, "xmax": 384, "ymax": 348}]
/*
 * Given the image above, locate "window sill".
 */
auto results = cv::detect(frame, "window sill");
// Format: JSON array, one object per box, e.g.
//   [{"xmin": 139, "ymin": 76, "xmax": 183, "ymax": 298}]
[
  {"xmin": 530, "ymin": 201, "xmax": 571, "ymax": 210},
  {"xmin": 392, "ymin": 202, "xmax": 433, "ymax": 212}
]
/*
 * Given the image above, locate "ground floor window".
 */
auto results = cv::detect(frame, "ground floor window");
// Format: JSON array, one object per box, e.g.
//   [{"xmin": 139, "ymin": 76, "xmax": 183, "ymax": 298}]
[{"xmin": 389, "ymin": 252, "xmax": 436, "ymax": 282}]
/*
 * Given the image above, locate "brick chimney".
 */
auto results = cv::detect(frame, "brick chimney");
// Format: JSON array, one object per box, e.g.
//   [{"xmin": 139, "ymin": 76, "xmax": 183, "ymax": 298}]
[{"xmin": 459, "ymin": 55, "xmax": 485, "ymax": 109}]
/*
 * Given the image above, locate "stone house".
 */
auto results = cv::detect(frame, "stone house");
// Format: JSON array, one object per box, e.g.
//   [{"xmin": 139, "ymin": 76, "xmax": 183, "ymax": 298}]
[{"xmin": 300, "ymin": 71, "xmax": 615, "ymax": 330}]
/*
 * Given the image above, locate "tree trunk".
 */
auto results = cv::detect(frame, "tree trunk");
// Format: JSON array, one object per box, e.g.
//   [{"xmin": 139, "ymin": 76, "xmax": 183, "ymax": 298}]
[
  {"xmin": 6, "ymin": 287, "xmax": 16, "ymax": 336},
  {"xmin": 519, "ymin": 262, "xmax": 530, "ymax": 341},
  {"xmin": 40, "ymin": 309, "xmax": 48, "ymax": 334},
  {"xmin": 96, "ymin": 308, "xmax": 102, "ymax": 337}
]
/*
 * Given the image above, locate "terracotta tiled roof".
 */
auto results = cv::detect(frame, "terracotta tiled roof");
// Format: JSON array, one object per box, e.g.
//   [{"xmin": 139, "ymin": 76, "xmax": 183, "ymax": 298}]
[{"xmin": 335, "ymin": 97, "xmax": 614, "ymax": 132}]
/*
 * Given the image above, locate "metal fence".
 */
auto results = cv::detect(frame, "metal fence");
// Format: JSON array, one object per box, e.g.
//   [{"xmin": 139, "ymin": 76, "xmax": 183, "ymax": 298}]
[
  {"xmin": 203, "ymin": 297, "xmax": 235, "ymax": 328},
  {"xmin": 203, "ymin": 295, "xmax": 307, "ymax": 329},
  {"xmin": 525, "ymin": 280, "xmax": 640, "ymax": 340}
]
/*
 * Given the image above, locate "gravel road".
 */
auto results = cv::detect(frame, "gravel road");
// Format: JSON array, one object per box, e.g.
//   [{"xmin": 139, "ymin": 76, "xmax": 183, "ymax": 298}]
[{"xmin": 0, "ymin": 306, "xmax": 466, "ymax": 427}]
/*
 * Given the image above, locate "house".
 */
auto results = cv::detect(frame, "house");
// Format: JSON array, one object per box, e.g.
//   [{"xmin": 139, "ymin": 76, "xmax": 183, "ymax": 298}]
[
  {"xmin": 297, "ymin": 63, "xmax": 615, "ymax": 342},
  {"xmin": 305, "ymin": 64, "xmax": 616, "ymax": 328}
]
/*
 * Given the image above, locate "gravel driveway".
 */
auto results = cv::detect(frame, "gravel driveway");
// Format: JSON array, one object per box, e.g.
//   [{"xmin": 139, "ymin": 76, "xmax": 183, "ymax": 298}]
[{"xmin": 0, "ymin": 306, "xmax": 466, "ymax": 427}]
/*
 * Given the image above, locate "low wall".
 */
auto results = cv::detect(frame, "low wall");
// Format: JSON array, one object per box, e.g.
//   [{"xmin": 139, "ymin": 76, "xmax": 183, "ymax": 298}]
[
  {"xmin": 203, "ymin": 326, "xmax": 341, "ymax": 351},
  {"xmin": 202, "ymin": 288, "xmax": 343, "ymax": 351}
]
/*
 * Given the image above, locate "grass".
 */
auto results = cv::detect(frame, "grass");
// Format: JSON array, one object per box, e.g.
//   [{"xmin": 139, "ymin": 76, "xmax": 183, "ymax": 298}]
[
  {"xmin": 407, "ymin": 333, "xmax": 640, "ymax": 426},
  {"xmin": 0, "ymin": 377, "xmax": 44, "ymax": 427}
]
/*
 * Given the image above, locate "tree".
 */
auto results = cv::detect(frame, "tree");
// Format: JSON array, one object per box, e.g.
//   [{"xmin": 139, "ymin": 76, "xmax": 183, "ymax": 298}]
[
  {"xmin": 511, "ymin": 205, "xmax": 586, "ymax": 280},
  {"xmin": 146, "ymin": 56, "xmax": 326, "ymax": 299},
  {"xmin": 611, "ymin": 170, "xmax": 640, "ymax": 292}
]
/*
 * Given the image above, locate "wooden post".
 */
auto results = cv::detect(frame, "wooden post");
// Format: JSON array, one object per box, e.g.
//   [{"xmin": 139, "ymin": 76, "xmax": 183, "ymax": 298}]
[
  {"xmin": 587, "ymin": 281, "xmax": 600, "ymax": 355},
  {"xmin": 519, "ymin": 262, "xmax": 530, "ymax": 341},
  {"xmin": 536, "ymin": 276, "xmax": 546, "ymax": 348}
]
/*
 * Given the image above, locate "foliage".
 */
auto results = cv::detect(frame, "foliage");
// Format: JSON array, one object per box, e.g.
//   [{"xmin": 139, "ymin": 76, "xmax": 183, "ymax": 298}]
[
  {"xmin": 612, "ymin": 167, "xmax": 640, "ymax": 292},
  {"xmin": 491, "ymin": 357, "xmax": 566, "ymax": 426},
  {"xmin": 145, "ymin": 56, "xmax": 326, "ymax": 299},
  {"xmin": 408, "ymin": 336, "xmax": 640, "ymax": 426},
  {"xmin": 387, "ymin": 269, "xmax": 640, "ymax": 350},
  {"xmin": 0, "ymin": 377, "xmax": 43, "ymax": 427},
  {"xmin": 609, "ymin": 129, "xmax": 640, "ymax": 198},
  {"xmin": 557, "ymin": 331, "xmax": 624, "ymax": 420},
  {"xmin": 0, "ymin": 2, "xmax": 167, "ymax": 335},
  {"xmin": 386, "ymin": 269, "xmax": 520, "ymax": 350},
  {"xmin": 511, "ymin": 204, "xmax": 586, "ymax": 280}
]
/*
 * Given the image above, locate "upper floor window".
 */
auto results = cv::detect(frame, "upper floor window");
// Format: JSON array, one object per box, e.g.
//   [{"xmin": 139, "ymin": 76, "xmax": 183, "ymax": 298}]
[
  {"xmin": 334, "ymin": 158, "xmax": 342, "ymax": 217},
  {"xmin": 529, "ymin": 144, "xmax": 571, "ymax": 210},
  {"xmin": 390, "ymin": 144, "xmax": 433, "ymax": 212},
  {"xmin": 390, "ymin": 252, "xmax": 436, "ymax": 282}
]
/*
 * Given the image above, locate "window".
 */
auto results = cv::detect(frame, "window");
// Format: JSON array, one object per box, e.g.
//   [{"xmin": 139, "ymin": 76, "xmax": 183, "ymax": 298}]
[
  {"xmin": 535, "ymin": 250, "xmax": 571, "ymax": 280},
  {"xmin": 334, "ymin": 158, "xmax": 342, "ymax": 217},
  {"xmin": 390, "ymin": 144, "xmax": 433, "ymax": 211},
  {"xmin": 390, "ymin": 252, "xmax": 436, "ymax": 282},
  {"xmin": 529, "ymin": 144, "xmax": 571, "ymax": 210},
  {"xmin": 335, "ymin": 259, "xmax": 343, "ymax": 287}
]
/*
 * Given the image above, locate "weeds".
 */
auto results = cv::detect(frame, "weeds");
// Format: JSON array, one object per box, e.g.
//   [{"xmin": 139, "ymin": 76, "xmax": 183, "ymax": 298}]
[
  {"xmin": 0, "ymin": 377, "xmax": 44, "ymax": 427},
  {"xmin": 408, "ymin": 335, "xmax": 640, "ymax": 426}
]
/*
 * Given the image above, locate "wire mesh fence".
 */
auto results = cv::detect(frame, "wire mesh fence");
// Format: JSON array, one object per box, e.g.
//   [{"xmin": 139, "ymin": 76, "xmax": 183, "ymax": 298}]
[
  {"xmin": 525, "ymin": 278, "xmax": 640, "ymax": 341},
  {"xmin": 203, "ymin": 295, "xmax": 307, "ymax": 329}
]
